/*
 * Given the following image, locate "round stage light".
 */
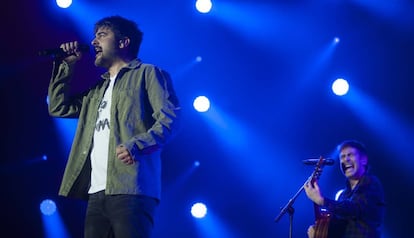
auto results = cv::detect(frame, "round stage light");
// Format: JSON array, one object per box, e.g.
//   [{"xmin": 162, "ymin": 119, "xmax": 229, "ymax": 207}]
[{"xmin": 40, "ymin": 199, "xmax": 57, "ymax": 216}]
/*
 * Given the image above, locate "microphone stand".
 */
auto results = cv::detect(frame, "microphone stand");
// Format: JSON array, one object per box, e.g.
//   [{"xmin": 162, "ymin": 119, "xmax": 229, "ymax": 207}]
[{"xmin": 274, "ymin": 171, "xmax": 314, "ymax": 238}]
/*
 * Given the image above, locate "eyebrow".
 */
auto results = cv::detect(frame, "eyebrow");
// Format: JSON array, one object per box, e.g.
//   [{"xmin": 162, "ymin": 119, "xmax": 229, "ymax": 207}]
[
  {"xmin": 95, "ymin": 27, "xmax": 110, "ymax": 35},
  {"xmin": 95, "ymin": 31, "xmax": 108, "ymax": 37}
]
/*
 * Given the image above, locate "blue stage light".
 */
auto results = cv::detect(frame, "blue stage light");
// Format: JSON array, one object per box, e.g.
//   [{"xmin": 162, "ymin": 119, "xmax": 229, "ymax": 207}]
[
  {"xmin": 195, "ymin": 0, "xmax": 212, "ymax": 13},
  {"xmin": 40, "ymin": 199, "xmax": 57, "ymax": 216},
  {"xmin": 191, "ymin": 202, "xmax": 207, "ymax": 218},
  {"xmin": 56, "ymin": 0, "xmax": 72, "ymax": 9},
  {"xmin": 193, "ymin": 96, "xmax": 210, "ymax": 112},
  {"xmin": 332, "ymin": 78, "xmax": 349, "ymax": 96}
]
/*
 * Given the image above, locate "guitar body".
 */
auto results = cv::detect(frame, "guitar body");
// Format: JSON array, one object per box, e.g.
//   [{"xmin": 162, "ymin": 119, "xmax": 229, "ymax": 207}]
[{"xmin": 313, "ymin": 210, "xmax": 330, "ymax": 238}]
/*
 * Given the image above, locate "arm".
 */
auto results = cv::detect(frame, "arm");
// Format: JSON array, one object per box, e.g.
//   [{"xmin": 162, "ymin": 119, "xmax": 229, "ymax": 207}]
[
  {"xmin": 122, "ymin": 66, "xmax": 181, "ymax": 157},
  {"xmin": 48, "ymin": 60, "xmax": 84, "ymax": 118},
  {"xmin": 304, "ymin": 180, "xmax": 325, "ymax": 206},
  {"xmin": 324, "ymin": 176, "xmax": 385, "ymax": 221},
  {"xmin": 48, "ymin": 41, "xmax": 85, "ymax": 118}
]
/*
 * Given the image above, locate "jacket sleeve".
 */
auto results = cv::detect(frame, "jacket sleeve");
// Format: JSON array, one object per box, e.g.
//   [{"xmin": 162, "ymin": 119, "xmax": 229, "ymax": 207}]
[
  {"xmin": 124, "ymin": 66, "xmax": 181, "ymax": 156},
  {"xmin": 323, "ymin": 176, "xmax": 385, "ymax": 222},
  {"xmin": 48, "ymin": 60, "xmax": 83, "ymax": 118}
]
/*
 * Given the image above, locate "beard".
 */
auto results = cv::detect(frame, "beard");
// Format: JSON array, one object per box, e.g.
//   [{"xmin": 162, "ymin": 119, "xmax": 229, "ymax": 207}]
[
  {"xmin": 94, "ymin": 45, "xmax": 121, "ymax": 69},
  {"xmin": 94, "ymin": 52, "xmax": 112, "ymax": 68}
]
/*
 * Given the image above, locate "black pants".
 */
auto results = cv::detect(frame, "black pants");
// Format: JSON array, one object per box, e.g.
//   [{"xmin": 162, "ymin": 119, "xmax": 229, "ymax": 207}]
[{"xmin": 85, "ymin": 191, "xmax": 158, "ymax": 238}]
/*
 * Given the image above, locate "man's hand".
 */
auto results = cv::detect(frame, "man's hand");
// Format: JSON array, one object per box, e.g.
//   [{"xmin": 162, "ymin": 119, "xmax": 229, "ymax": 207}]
[
  {"xmin": 304, "ymin": 180, "xmax": 324, "ymax": 206},
  {"xmin": 59, "ymin": 41, "xmax": 83, "ymax": 64},
  {"xmin": 116, "ymin": 145, "xmax": 135, "ymax": 165},
  {"xmin": 307, "ymin": 225, "xmax": 315, "ymax": 238}
]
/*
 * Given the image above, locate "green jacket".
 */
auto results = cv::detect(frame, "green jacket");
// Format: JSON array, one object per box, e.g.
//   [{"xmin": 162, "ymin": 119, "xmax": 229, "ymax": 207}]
[{"xmin": 48, "ymin": 59, "xmax": 180, "ymax": 200}]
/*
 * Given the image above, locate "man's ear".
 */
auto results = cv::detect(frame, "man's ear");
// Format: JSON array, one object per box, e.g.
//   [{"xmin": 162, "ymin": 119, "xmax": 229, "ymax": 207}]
[
  {"xmin": 361, "ymin": 155, "xmax": 368, "ymax": 167},
  {"xmin": 119, "ymin": 38, "xmax": 130, "ymax": 49}
]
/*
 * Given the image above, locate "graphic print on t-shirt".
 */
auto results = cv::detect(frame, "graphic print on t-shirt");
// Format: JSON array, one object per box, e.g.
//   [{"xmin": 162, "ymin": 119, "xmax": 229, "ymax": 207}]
[{"xmin": 96, "ymin": 100, "xmax": 110, "ymax": 132}]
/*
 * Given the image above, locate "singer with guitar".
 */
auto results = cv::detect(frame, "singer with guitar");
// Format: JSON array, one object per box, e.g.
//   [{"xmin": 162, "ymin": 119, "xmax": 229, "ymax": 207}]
[{"xmin": 304, "ymin": 140, "xmax": 386, "ymax": 238}]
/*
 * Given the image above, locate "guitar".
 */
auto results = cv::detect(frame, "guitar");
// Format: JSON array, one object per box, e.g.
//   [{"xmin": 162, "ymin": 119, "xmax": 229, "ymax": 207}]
[{"xmin": 309, "ymin": 156, "xmax": 331, "ymax": 238}]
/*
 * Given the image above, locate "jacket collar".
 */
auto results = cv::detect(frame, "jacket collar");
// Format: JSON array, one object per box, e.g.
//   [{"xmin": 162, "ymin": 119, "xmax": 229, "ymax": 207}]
[{"xmin": 101, "ymin": 58, "xmax": 143, "ymax": 80}]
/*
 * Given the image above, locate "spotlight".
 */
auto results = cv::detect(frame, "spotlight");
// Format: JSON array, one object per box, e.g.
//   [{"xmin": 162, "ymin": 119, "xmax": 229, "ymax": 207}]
[
  {"xmin": 40, "ymin": 199, "xmax": 57, "ymax": 216},
  {"xmin": 195, "ymin": 0, "xmax": 212, "ymax": 13},
  {"xmin": 56, "ymin": 0, "xmax": 72, "ymax": 8},
  {"xmin": 195, "ymin": 56, "xmax": 203, "ymax": 63},
  {"xmin": 332, "ymin": 78, "xmax": 349, "ymax": 96},
  {"xmin": 193, "ymin": 96, "xmax": 210, "ymax": 112},
  {"xmin": 191, "ymin": 202, "xmax": 207, "ymax": 218}
]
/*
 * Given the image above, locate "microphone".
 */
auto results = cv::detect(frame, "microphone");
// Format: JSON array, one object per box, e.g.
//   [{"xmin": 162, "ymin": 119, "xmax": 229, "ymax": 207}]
[
  {"xmin": 303, "ymin": 158, "xmax": 335, "ymax": 166},
  {"xmin": 38, "ymin": 44, "xmax": 90, "ymax": 57}
]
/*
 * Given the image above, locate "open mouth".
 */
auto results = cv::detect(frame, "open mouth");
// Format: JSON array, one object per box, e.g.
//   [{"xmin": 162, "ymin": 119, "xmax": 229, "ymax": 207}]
[
  {"xmin": 342, "ymin": 164, "xmax": 354, "ymax": 172},
  {"xmin": 94, "ymin": 47, "xmax": 102, "ymax": 57}
]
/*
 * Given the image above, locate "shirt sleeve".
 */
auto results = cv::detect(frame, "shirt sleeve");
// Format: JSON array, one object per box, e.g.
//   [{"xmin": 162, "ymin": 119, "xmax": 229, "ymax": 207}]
[
  {"xmin": 48, "ymin": 60, "xmax": 84, "ymax": 118},
  {"xmin": 124, "ymin": 66, "xmax": 181, "ymax": 156},
  {"xmin": 323, "ymin": 175, "xmax": 385, "ymax": 223}
]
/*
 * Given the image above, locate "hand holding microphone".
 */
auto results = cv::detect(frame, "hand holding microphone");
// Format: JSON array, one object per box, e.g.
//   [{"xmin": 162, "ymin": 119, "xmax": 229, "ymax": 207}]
[{"xmin": 38, "ymin": 41, "xmax": 90, "ymax": 63}]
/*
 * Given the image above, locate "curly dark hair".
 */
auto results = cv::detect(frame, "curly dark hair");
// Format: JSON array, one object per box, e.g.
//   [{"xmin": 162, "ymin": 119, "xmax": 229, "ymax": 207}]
[{"xmin": 94, "ymin": 15, "xmax": 143, "ymax": 57}]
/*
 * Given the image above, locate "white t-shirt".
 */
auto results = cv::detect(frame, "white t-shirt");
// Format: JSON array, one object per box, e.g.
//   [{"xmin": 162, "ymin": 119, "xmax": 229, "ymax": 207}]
[{"xmin": 88, "ymin": 75, "xmax": 116, "ymax": 194}]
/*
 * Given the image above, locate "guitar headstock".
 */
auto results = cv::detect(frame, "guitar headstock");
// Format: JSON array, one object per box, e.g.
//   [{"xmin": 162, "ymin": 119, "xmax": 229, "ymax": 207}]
[{"xmin": 310, "ymin": 156, "xmax": 325, "ymax": 183}]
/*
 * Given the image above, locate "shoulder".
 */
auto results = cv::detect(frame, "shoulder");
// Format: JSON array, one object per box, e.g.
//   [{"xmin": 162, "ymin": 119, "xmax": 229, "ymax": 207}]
[
  {"xmin": 359, "ymin": 174, "xmax": 385, "ymax": 198},
  {"xmin": 140, "ymin": 62, "xmax": 168, "ymax": 74},
  {"xmin": 362, "ymin": 174, "xmax": 382, "ymax": 186},
  {"xmin": 128, "ymin": 59, "xmax": 172, "ymax": 81},
  {"xmin": 131, "ymin": 59, "xmax": 166, "ymax": 72}
]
